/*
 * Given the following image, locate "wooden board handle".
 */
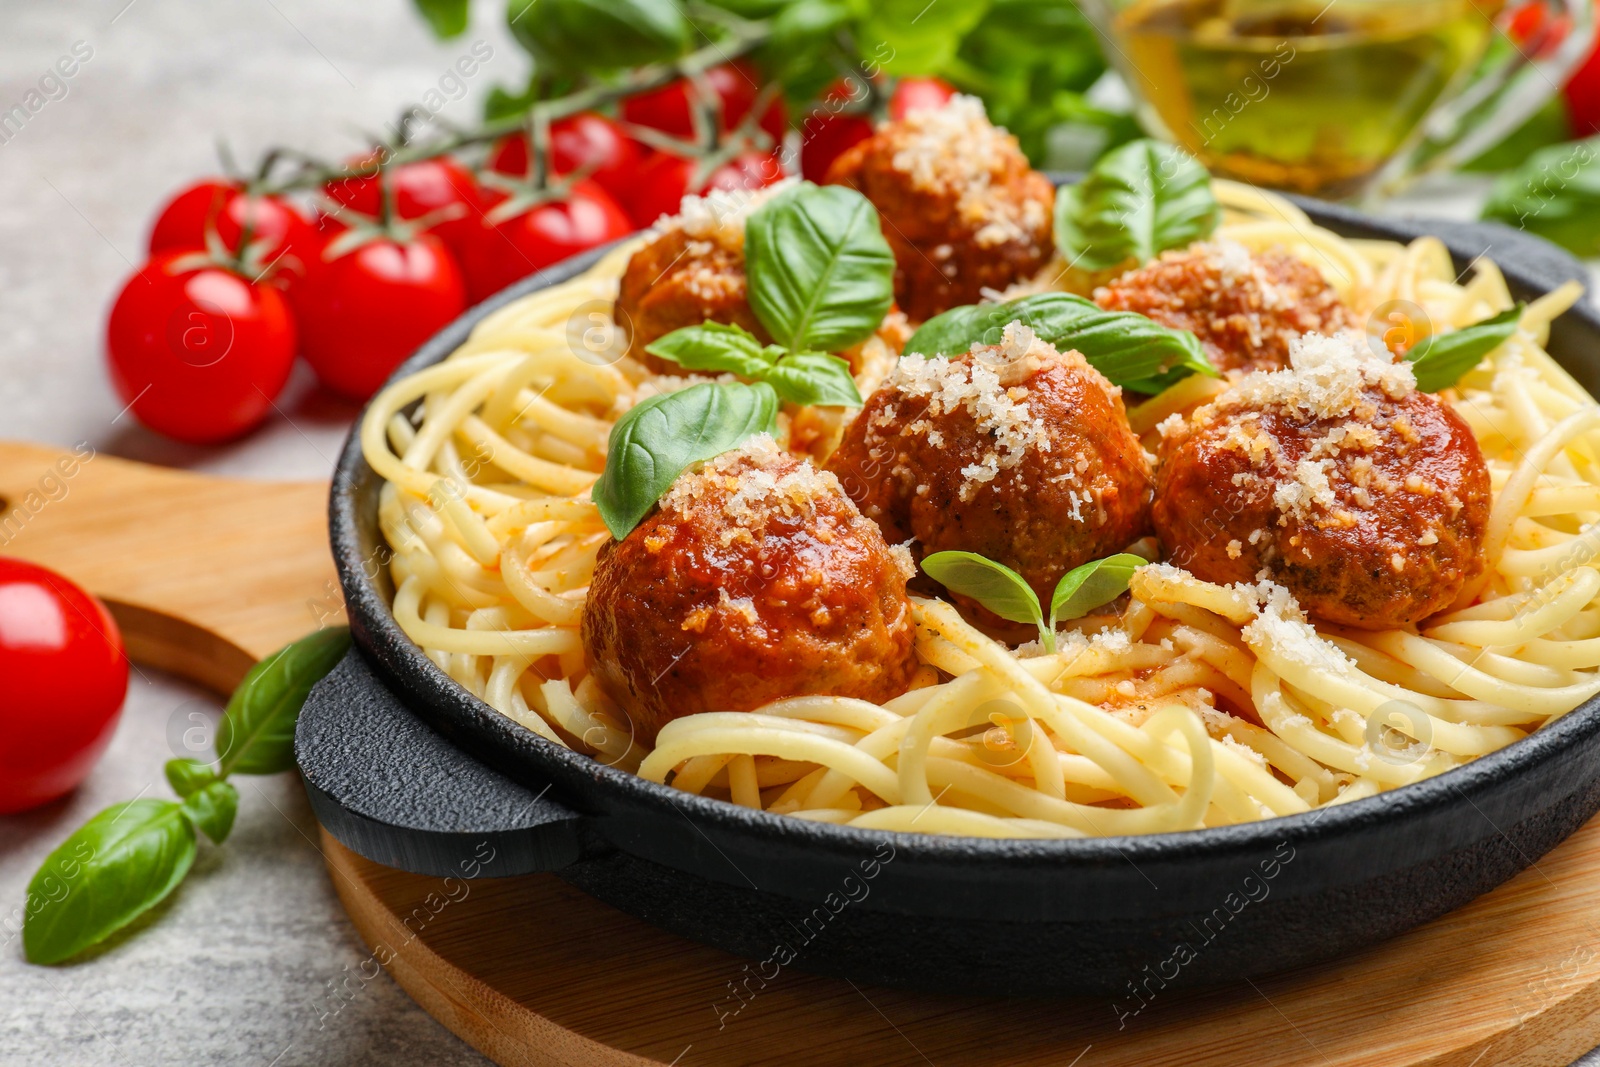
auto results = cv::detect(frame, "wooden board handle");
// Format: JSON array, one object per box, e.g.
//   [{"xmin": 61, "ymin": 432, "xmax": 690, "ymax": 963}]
[{"xmin": 0, "ymin": 439, "xmax": 340, "ymax": 693}]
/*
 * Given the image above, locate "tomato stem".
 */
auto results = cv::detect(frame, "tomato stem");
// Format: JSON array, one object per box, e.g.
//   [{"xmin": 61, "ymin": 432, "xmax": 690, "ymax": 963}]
[{"xmin": 253, "ymin": 22, "xmax": 773, "ymax": 197}]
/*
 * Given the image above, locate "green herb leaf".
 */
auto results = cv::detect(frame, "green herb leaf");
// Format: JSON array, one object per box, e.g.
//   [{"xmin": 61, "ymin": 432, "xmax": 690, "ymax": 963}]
[
  {"xmin": 180, "ymin": 781, "xmax": 239, "ymax": 845},
  {"xmin": 164, "ymin": 758, "xmax": 217, "ymax": 799},
  {"xmin": 857, "ymin": 0, "xmax": 991, "ymax": 75},
  {"xmin": 763, "ymin": 351, "xmax": 863, "ymax": 407},
  {"xmin": 745, "ymin": 183, "xmax": 896, "ymax": 354},
  {"xmin": 645, "ymin": 322, "xmax": 778, "ymax": 378},
  {"xmin": 1049, "ymin": 553, "xmax": 1145, "ymax": 629},
  {"xmin": 594, "ymin": 381, "xmax": 780, "ymax": 540},
  {"xmin": 953, "ymin": 0, "xmax": 1113, "ymax": 166},
  {"xmin": 507, "ymin": 0, "xmax": 691, "ymax": 71},
  {"xmin": 921, "ymin": 551, "xmax": 1042, "ymax": 628},
  {"xmin": 216, "ymin": 626, "xmax": 352, "ymax": 777},
  {"xmin": 23, "ymin": 800, "xmax": 196, "ymax": 965},
  {"xmin": 646, "ymin": 325, "xmax": 864, "ymax": 408},
  {"xmin": 1480, "ymin": 139, "xmax": 1600, "ymax": 257},
  {"xmin": 1054, "ymin": 139, "xmax": 1219, "ymax": 273},
  {"xmin": 411, "ymin": 0, "xmax": 470, "ymax": 38},
  {"xmin": 1406, "ymin": 305, "xmax": 1523, "ymax": 393},
  {"xmin": 905, "ymin": 292, "xmax": 1216, "ymax": 390}
]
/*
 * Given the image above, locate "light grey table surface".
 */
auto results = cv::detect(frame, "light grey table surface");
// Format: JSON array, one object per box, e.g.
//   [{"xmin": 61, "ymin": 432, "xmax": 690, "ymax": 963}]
[{"xmin": 2, "ymin": 3, "xmax": 1600, "ymax": 1065}]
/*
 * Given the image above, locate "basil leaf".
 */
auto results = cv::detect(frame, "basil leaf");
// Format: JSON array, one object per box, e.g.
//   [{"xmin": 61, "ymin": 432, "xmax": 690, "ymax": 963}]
[
  {"xmin": 646, "ymin": 323, "xmax": 778, "ymax": 378},
  {"xmin": 921, "ymin": 551, "xmax": 1042, "ymax": 627},
  {"xmin": 181, "ymin": 781, "xmax": 239, "ymax": 845},
  {"xmin": 507, "ymin": 0, "xmax": 691, "ymax": 71},
  {"xmin": 1049, "ymin": 553, "xmax": 1144, "ymax": 629},
  {"xmin": 906, "ymin": 293, "xmax": 1216, "ymax": 389},
  {"xmin": 412, "ymin": 0, "xmax": 469, "ymax": 38},
  {"xmin": 858, "ymin": 0, "xmax": 991, "ymax": 75},
  {"xmin": 646, "ymin": 325, "xmax": 863, "ymax": 407},
  {"xmin": 1481, "ymin": 138, "xmax": 1600, "ymax": 256},
  {"xmin": 1055, "ymin": 139, "xmax": 1219, "ymax": 272},
  {"xmin": 1406, "ymin": 305, "xmax": 1523, "ymax": 393},
  {"xmin": 23, "ymin": 800, "xmax": 196, "ymax": 965},
  {"xmin": 164, "ymin": 758, "xmax": 217, "ymax": 799},
  {"xmin": 763, "ymin": 351, "xmax": 863, "ymax": 407},
  {"xmin": 216, "ymin": 626, "xmax": 352, "ymax": 776},
  {"xmin": 594, "ymin": 381, "xmax": 780, "ymax": 540},
  {"xmin": 745, "ymin": 183, "xmax": 896, "ymax": 354}
]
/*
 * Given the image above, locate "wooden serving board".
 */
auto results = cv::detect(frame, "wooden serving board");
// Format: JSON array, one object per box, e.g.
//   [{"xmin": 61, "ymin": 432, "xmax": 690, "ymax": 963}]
[{"xmin": 7, "ymin": 436, "xmax": 1600, "ymax": 1067}]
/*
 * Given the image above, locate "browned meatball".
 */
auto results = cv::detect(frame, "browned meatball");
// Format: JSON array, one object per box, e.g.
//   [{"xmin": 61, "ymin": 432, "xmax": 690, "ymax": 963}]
[
  {"xmin": 582, "ymin": 436, "xmax": 919, "ymax": 745},
  {"xmin": 826, "ymin": 323, "xmax": 1153, "ymax": 610},
  {"xmin": 825, "ymin": 96, "xmax": 1054, "ymax": 323},
  {"xmin": 615, "ymin": 222, "xmax": 768, "ymax": 376},
  {"xmin": 1094, "ymin": 241, "xmax": 1355, "ymax": 375},
  {"xmin": 1152, "ymin": 333, "xmax": 1490, "ymax": 629}
]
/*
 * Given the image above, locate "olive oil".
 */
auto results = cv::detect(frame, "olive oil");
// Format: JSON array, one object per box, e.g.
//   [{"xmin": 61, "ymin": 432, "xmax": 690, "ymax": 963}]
[{"xmin": 1114, "ymin": 0, "xmax": 1503, "ymax": 197}]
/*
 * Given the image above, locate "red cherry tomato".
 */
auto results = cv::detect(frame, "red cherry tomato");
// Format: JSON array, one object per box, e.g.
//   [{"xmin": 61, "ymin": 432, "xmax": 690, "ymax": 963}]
[
  {"xmin": 890, "ymin": 77, "xmax": 957, "ymax": 121},
  {"xmin": 1564, "ymin": 12, "xmax": 1600, "ymax": 136},
  {"xmin": 461, "ymin": 180, "xmax": 633, "ymax": 302},
  {"xmin": 323, "ymin": 155, "xmax": 486, "ymax": 269},
  {"xmin": 0, "ymin": 558, "xmax": 128, "ymax": 814},
  {"xmin": 297, "ymin": 234, "xmax": 467, "ymax": 401},
  {"xmin": 106, "ymin": 252, "xmax": 297, "ymax": 443},
  {"xmin": 149, "ymin": 186, "xmax": 323, "ymax": 299},
  {"xmin": 622, "ymin": 149, "xmax": 786, "ymax": 229},
  {"xmin": 800, "ymin": 80, "xmax": 875, "ymax": 183},
  {"xmin": 147, "ymin": 178, "xmax": 242, "ymax": 255},
  {"xmin": 487, "ymin": 113, "xmax": 644, "ymax": 206},
  {"xmin": 622, "ymin": 61, "xmax": 787, "ymax": 146}
]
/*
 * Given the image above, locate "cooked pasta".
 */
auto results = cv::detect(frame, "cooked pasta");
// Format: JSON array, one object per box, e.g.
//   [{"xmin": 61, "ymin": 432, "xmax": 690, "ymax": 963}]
[{"xmin": 359, "ymin": 180, "xmax": 1600, "ymax": 838}]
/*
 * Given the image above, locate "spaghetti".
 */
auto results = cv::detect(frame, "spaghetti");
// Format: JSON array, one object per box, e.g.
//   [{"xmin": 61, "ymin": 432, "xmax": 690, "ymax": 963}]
[{"xmin": 359, "ymin": 181, "xmax": 1600, "ymax": 839}]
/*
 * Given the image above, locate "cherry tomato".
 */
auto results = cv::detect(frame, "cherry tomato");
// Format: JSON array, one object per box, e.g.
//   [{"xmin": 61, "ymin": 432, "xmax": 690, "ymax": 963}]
[
  {"xmin": 147, "ymin": 178, "xmax": 242, "ymax": 255},
  {"xmin": 297, "ymin": 234, "xmax": 466, "ymax": 401},
  {"xmin": 622, "ymin": 149, "xmax": 785, "ymax": 230},
  {"xmin": 149, "ymin": 186, "xmax": 323, "ymax": 299},
  {"xmin": 461, "ymin": 180, "xmax": 632, "ymax": 302},
  {"xmin": 106, "ymin": 252, "xmax": 297, "ymax": 443},
  {"xmin": 1564, "ymin": 11, "xmax": 1600, "ymax": 136},
  {"xmin": 800, "ymin": 80, "xmax": 875, "ymax": 183},
  {"xmin": 0, "ymin": 558, "xmax": 128, "ymax": 814},
  {"xmin": 487, "ymin": 113, "xmax": 644, "ymax": 205},
  {"xmin": 890, "ymin": 77, "xmax": 957, "ymax": 121},
  {"xmin": 622, "ymin": 61, "xmax": 787, "ymax": 146},
  {"xmin": 323, "ymin": 155, "xmax": 487, "ymax": 269}
]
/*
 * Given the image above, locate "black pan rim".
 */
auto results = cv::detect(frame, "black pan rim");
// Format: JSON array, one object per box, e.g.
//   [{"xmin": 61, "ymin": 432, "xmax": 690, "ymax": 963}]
[{"xmin": 330, "ymin": 192, "xmax": 1600, "ymax": 865}]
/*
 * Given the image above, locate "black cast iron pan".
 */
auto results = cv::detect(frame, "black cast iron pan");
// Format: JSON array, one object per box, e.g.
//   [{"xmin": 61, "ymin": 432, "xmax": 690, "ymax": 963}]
[{"xmin": 297, "ymin": 189, "xmax": 1600, "ymax": 996}]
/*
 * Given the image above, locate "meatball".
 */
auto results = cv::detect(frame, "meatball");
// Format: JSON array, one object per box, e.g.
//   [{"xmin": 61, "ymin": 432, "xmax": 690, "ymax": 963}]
[
  {"xmin": 1152, "ymin": 332, "xmax": 1490, "ymax": 629},
  {"xmin": 1094, "ymin": 241, "xmax": 1355, "ymax": 375},
  {"xmin": 826, "ymin": 322, "xmax": 1153, "ymax": 610},
  {"xmin": 615, "ymin": 220, "xmax": 768, "ymax": 377},
  {"xmin": 825, "ymin": 95, "xmax": 1054, "ymax": 323},
  {"xmin": 582, "ymin": 436, "xmax": 919, "ymax": 745}
]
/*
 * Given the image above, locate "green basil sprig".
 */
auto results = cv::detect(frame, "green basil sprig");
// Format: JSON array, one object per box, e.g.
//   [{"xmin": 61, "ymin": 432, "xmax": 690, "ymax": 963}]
[
  {"xmin": 745, "ymin": 182, "xmax": 896, "ymax": 355},
  {"xmin": 1405, "ymin": 305, "xmax": 1524, "ymax": 393},
  {"xmin": 22, "ymin": 627, "xmax": 350, "ymax": 965},
  {"xmin": 921, "ymin": 551, "xmax": 1145, "ymax": 653},
  {"xmin": 1055, "ymin": 139, "xmax": 1220, "ymax": 273},
  {"xmin": 593, "ymin": 381, "xmax": 779, "ymax": 540},
  {"xmin": 905, "ymin": 292, "xmax": 1217, "ymax": 392},
  {"xmin": 507, "ymin": 0, "xmax": 691, "ymax": 72},
  {"xmin": 645, "ymin": 322, "xmax": 862, "ymax": 408}
]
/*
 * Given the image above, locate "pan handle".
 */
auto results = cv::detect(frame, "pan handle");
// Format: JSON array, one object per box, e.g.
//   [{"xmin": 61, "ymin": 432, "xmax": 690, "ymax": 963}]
[{"xmin": 295, "ymin": 648, "xmax": 587, "ymax": 878}]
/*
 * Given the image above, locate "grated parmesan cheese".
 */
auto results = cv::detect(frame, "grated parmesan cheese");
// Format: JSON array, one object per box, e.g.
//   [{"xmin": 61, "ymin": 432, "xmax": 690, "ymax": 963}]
[
  {"xmin": 1225, "ymin": 330, "xmax": 1415, "ymax": 421},
  {"xmin": 883, "ymin": 321, "xmax": 1057, "ymax": 499},
  {"xmin": 654, "ymin": 178, "xmax": 796, "ymax": 239}
]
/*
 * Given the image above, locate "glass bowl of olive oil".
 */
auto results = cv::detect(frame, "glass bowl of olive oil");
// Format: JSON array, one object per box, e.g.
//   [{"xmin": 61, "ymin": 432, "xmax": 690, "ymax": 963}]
[{"xmin": 1082, "ymin": 0, "xmax": 1594, "ymax": 198}]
